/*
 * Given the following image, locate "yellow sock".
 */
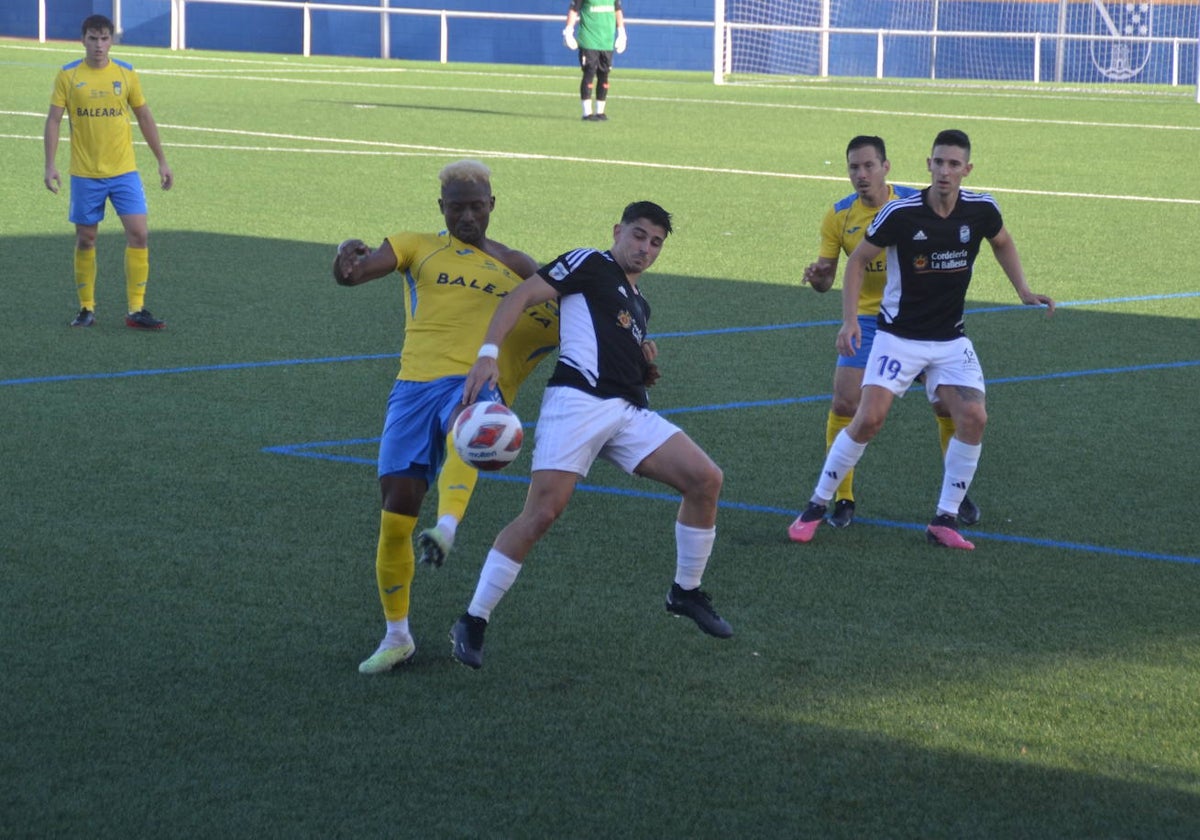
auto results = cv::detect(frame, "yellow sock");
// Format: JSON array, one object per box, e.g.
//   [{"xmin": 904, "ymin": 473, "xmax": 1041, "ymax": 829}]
[
  {"xmin": 826, "ymin": 411, "xmax": 855, "ymax": 502},
  {"xmin": 125, "ymin": 246, "xmax": 149, "ymax": 312},
  {"xmin": 375, "ymin": 511, "xmax": 417, "ymax": 621},
  {"xmin": 74, "ymin": 247, "xmax": 97, "ymax": 310},
  {"xmin": 437, "ymin": 431, "xmax": 479, "ymax": 523},
  {"xmin": 936, "ymin": 415, "xmax": 957, "ymax": 457}
]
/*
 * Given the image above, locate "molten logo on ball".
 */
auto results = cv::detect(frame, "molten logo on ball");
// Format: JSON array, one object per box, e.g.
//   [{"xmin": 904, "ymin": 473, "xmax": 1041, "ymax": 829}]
[{"xmin": 452, "ymin": 402, "xmax": 524, "ymax": 471}]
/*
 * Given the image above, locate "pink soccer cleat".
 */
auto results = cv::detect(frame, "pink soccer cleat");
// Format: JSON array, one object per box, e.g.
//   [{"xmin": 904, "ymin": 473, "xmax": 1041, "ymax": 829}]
[
  {"xmin": 788, "ymin": 502, "xmax": 827, "ymax": 543},
  {"xmin": 926, "ymin": 514, "xmax": 975, "ymax": 550}
]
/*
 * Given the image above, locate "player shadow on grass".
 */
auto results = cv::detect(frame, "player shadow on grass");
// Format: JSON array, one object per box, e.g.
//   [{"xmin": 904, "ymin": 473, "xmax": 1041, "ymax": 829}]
[{"xmin": 6, "ymin": 229, "xmax": 1198, "ymax": 836}]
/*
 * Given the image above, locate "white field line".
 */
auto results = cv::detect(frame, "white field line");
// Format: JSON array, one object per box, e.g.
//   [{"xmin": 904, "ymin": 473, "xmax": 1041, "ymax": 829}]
[
  {"xmin": 5, "ymin": 117, "xmax": 1200, "ymax": 205},
  {"xmin": 6, "ymin": 38, "xmax": 1200, "ymax": 106},
  {"xmin": 112, "ymin": 69, "xmax": 1200, "ymax": 132},
  {"xmin": 5, "ymin": 39, "xmax": 1195, "ymax": 100}
]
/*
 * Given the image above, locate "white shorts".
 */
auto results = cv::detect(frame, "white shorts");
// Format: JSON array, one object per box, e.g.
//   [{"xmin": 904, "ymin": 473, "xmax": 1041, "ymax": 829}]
[
  {"xmin": 862, "ymin": 331, "xmax": 986, "ymax": 403},
  {"xmin": 531, "ymin": 386, "xmax": 682, "ymax": 477}
]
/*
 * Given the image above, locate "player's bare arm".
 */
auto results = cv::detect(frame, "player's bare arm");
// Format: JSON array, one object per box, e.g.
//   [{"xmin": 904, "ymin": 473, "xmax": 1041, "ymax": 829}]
[
  {"xmin": 641, "ymin": 339, "xmax": 661, "ymax": 387},
  {"xmin": 485, "ymin": 242, "xmax": 539, "ymax": 280},
  {"xmin": 462, "ymin": 273, "xmax": 558, "ymax": 404},
  {"xmin": 43, "ymin": 105, "xmax": 65, "ymax": 193},
  {"xmin": 836, "ymin": 240, "xmax": 882, "ymax": 355},
  {"xmin": 132, "ymin": 104, "xmax": 173, "ymax": 190},
  {"xmin": 334, "ymin": 239, "xmax": 395, "ymax": 286},
  {"xmin": 802, "ymin": 257, "xmax": 838, "ymax": 293},
  {"xmin": 988, "ymin": 226, "xmax": 1055, "ymax": 316}
]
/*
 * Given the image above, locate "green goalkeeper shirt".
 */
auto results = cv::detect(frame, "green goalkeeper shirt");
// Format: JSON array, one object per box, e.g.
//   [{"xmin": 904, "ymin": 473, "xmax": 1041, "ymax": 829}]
[{"xmin": 574, "ymin": 0, "xmax": 622, "ymax": 51}]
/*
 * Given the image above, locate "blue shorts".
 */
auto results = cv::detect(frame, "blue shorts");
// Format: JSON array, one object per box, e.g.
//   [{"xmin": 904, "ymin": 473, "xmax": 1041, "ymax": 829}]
[
  {"xmin": 69, "ymin": 172, "xmax": 147, "ymax": 226},
  {"xmin": 835, "ymin": 315, "xmax": 878, "ymax": 369},
  {"xmin": 377, "ymin": 376, "xmax": 502, "ymax": 482}
]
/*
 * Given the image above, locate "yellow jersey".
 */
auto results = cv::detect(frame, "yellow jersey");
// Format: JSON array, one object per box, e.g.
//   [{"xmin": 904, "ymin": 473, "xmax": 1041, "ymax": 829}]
[
  {"xmin": 387, "ymin": 231, "xmax": 558, "ymax": 402},
  {"xmin": 817, "ymin": 184, "xmax": 919, "ymax": 317},
  {"xmin": 50, "ymin": 58, "xmax": 146, "ymax": 179}
]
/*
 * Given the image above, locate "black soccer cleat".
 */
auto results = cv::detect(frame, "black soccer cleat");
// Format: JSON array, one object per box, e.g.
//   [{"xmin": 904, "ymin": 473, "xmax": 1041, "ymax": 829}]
[
  {"xmin": 125, "ymin": 308, "xmax": 166, "ymax": 330},
  {"xmin": 70, "ymin": 307, "xmax": 95, "ymax": 328},
  {"xmin": 450, "ymin": 613, "xmax": 488, "ymax": 669},
  {"xmin": 665, "ymin": 583, "xmax": 733, "ymax": 639},
  {"xmin": 957, "ymin": 494, "xmax": 981, "ymax": 526},
  {"xmin": 827, "ymin": 499, "xmax": 856, "ymax": 529}
]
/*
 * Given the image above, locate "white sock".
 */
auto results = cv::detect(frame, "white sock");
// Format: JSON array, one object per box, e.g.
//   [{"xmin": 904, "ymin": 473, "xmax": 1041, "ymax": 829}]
[
  {"xmin": 595, "ymin": 101, "xmax": 606, "ymax": 115},
  {"xmin": 378, "ymin": 619, "xmax": 411, "ymax": 650},
  {"xmin": 674, "ymin": 521, "xmax": 715, "ymax": 590},
  {"xmin": 813, "ymin": 430, "xmax": 868, "ymax": 503},
  {"xmin": 581, "ymin": 100, "xmax": 593, "ymax": 117},
  {"xmin": 467, "ymin": 549, "xmax": 523, "ymax": 621},
  {"xmin": 436, "ymin": 514, "xmax": 459, "ymax": 543},
  {"xmin": 938, "ymin": 438, "xmax": 982, "ymax": 517}
]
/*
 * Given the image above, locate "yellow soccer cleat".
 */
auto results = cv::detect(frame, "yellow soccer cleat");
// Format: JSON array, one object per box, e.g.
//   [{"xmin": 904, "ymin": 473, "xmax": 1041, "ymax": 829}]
[{"xmin": 358, "ymin": 639, "xmax": 416, "ymax": 674}]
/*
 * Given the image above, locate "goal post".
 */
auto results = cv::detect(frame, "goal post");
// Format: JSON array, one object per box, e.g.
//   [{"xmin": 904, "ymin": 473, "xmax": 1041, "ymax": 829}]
[
  {"xmin": 715, "ymin": 0, "xmax": 1200, "ymax": 95},
  {"xmin": 714, "ymin": 0, "xmax": 725, "ymax": 84}
]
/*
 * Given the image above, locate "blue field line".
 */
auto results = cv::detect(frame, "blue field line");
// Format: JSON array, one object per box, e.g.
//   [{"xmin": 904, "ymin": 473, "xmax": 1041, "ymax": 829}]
[
  {"xmin": 988, "ymin": 358, "xmax": 1199, "ymax": 385},
  {"xmin": 654, "ymin": 357, "xmax": 1200, "ymax": 417},
  {"xmin": 262, "ymin": 450, "xmax": 1200, "ymax": 565},
  {"xmin": 0, "ymin": 352, "xmax": 397, "ymax": 387},
  {"xmin": 649, "ymin": 290, "xmax": 1200, "ymax": 338},
  {"xmin": 743, "ymin": 503, "xmax": 1199, "ymax": 566},
  {"xmin": 3, "ymin": 290, "xmax": 1196, "ymax": 387},
  {"xmin": 262, "ymin": 437, "xmax": 380, "ymax": 466}
]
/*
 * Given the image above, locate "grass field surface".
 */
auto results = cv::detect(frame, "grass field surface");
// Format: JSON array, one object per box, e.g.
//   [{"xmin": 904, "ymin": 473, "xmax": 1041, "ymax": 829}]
[{"xmin": 2, "ymin": 37, "xmax": 1199, "ymax": 838}]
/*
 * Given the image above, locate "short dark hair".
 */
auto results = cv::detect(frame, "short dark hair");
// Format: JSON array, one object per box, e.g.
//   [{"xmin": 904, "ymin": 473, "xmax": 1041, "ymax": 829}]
[
  {"xmin": 932, "ymin": 129, "xmax": 971, "ymax": 158},
  {"xmin": 82, "ymin": 15, "xmax": 114, "ymax": 36},
  {"xmin": 621, "ymin": 201, "xmax": 672, "ymax": 236},
  {"xmin": 846, "ymin": 135, "xmax": 887, "ymax": 162}
]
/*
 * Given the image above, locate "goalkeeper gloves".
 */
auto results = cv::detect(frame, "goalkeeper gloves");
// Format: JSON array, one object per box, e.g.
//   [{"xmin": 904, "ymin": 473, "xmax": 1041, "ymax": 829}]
[
  {"xmin": 563, "ymin": 27, "xmax": 578, "ymax": 50},
  {"xmin": 615, "ymin": 27, "xmax": 627, "ymax": 53}
]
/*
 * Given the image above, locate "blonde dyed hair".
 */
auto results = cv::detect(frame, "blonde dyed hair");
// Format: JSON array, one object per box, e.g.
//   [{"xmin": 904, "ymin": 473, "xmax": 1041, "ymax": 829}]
[{"xmin": 439, "ymin": 159, "xmax": 492, "ymax": 187}]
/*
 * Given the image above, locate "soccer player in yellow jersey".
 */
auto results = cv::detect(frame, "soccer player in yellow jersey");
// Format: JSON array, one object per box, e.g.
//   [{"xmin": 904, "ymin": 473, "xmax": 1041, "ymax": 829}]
[
  {"xmin": 334, "ymin": 160, "xmax": 558, "ymax": 674},
  {"xmin": 44, "ymin": 15, "xmax": 173, "ymax": 330},
  {"xmin": 799, "ymin": 136, "xmax": 978, "ymax": 531}
]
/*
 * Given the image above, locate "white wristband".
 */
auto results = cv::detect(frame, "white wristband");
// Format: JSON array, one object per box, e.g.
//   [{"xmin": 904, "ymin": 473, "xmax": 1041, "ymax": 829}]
[{"xmin": 477, "ymin": 343, "xmax": 499, "ymax": 359}]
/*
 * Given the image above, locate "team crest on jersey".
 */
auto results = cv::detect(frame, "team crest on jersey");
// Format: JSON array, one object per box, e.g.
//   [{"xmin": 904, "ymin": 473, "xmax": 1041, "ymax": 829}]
[
  {"xmin": 959, "ymin": 225, "xmax": 970, "ymax": 244},
  {"xmin": 913, "ymin": 255, "xmax": 929, "ymax": 270},
  {"xmin": 112, "ymin": 81, "xmax": 122, "ymax": 96},
  {"xmin": 617, "ymin": 310, "xmax": 633, "ymax": 330}
]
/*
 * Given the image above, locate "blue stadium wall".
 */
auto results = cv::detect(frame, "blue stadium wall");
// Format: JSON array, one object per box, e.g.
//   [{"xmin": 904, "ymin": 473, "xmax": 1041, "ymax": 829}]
[
  {"xmin": 2, "ymin": 1, "xmax": 1195, "ymax": 84},
  {"xmin": 0, "ymin": 0, "xmax": 711, "ymax": 68}
]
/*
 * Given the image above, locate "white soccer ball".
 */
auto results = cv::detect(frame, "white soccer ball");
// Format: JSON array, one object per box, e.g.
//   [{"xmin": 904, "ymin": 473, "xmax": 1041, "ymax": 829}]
[{"xmin": 452, "ymin": 401, "xmax": 524, "ymax": 471}]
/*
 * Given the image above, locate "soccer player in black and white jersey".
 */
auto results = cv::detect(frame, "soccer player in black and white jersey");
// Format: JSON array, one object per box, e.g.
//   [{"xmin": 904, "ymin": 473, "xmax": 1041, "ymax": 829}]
[
  {"xmin": 789, "ymin": 129, "xmax": 1055, "ymax": 550},
  {"xmin": 449, "ymin": 201, "xmax": 732, "ymax": 669}
]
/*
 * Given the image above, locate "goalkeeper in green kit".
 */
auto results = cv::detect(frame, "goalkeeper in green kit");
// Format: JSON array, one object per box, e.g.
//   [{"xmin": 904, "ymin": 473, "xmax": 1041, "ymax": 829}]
[{"xmin": 562, "ymin": 0, "xmax": 627, "ymax": 121}]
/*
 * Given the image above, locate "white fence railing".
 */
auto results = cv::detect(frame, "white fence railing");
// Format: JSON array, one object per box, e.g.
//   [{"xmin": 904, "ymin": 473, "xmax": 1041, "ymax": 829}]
[{"xmin": 27, "ymin": 0, "xmax": 1200, "ymax": 101}]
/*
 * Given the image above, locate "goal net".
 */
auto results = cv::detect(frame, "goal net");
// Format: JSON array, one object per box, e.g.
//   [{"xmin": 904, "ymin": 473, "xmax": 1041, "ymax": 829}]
[{"xmin": 717, "ymin": 0, "xmax": 1200, "ymax": 88}]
